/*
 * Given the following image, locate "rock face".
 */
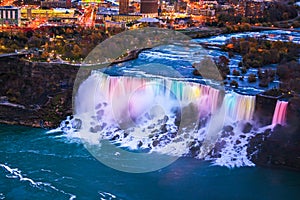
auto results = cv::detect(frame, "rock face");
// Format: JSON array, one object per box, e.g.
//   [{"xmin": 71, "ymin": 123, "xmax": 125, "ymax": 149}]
[
  {"xmin": 248, "ymin": 125, "xmax": 300, "ymax": 171},
  {"xmin": 248, "ymin": 94, "xmax": 300, "ymax": 170},
  {"xmin": 0, "ymin": 56, "xmax": 79, "ymax": 128},
  {"xmin": 254, "ymin": 94, "xmax": 278, "ymax": 126}
]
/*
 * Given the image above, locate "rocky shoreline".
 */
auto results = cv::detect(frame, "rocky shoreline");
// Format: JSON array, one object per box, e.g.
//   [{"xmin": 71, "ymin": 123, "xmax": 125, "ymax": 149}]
[{"xmin": 110, "ymin": 48, "xmax": 151, "ymax": 65}]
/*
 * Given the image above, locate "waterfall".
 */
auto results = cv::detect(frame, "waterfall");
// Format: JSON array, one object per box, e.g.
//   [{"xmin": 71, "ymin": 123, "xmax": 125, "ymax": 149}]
[
  {"xmin": 56, "ymin": 72, "xmax": 260, "ymax": 168},
  {"xmin": 223, "ymin": 93, "xmax": 256, "ymax": 122},
  {"xmin": 272, "ymin": 100, "xmax": 288, "ymax": 126},
  {"xmin": 75, "ymin": 72, "xmax": 229, "ymax": 121},
  {"xmin": 72, "ymin": 72, "xmax": 260, "ymax": 129}
]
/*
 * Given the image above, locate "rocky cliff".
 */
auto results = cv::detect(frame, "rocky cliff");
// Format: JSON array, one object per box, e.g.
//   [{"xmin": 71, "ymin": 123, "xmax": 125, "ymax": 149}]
[
  {"xmin": 248, "ymin": 95, "xmax": 300, "ymax": 171},
  {"xmin": 0, "ymin": 56, "xmax": 79, "ymax": 128}
]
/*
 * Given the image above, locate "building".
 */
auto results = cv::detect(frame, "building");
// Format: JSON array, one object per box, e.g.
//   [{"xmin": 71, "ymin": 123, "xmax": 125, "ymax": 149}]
[
  {"xmin": 140, "ymin": 0, "xmax": 158, "ymax": 17},
  {"xmin": 119, "ymin": 0, "xmax": 129, "ymax": 15},
  {"xmin": 174, "ymin": 1, "xmax": 187, "ymax": 13},
  {"xmin": 0, "ymin": 6, "xmax": 21, "ymax": 26},
  {"xmin": 17, "ymin": 0, "xmax": 41, "ymax": 5},
  {"xmin": 112, "ymin": 14, "xmax": 142, "ymax": 22},
  {"xmin": 105, "ymin": 21, "xmax": 126, "ymax": 29},
  {"xmin": 21, "ymin": 8, "xmax": 75, "ymax": 19},
  {"xmin": 41, "ymin": 0, "xmax": 72, "ymax": 9}
]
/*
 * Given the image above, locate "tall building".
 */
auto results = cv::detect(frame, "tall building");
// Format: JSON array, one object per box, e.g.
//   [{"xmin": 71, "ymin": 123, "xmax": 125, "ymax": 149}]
[
  {"xmin": 119, "ymin": 0, "xmax": 129, "ymax": 15},
  {"xmin": 140, "ymin": 0, "xmax": 158, "ymax": 18}
]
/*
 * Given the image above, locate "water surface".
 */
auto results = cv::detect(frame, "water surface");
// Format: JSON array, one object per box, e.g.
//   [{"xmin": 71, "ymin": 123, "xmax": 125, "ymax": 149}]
[{"xmin": 1, "ymin": 124, "xmax": 300, "ymax": 199}]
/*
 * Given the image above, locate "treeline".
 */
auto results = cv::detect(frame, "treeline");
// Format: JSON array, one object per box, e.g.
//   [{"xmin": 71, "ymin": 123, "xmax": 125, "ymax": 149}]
[
  {"xmin": 0, "ymin": 26, "xmax": 125, "ymax": 61},
  {"xmin": 277, "ymin": 61, "xmax": 300, "ymax": 93},
  {"xmin": 217, "ymin": 2, "xmax": 298, "ymax": 25},
  {"xmin": 264, "ymin": 2, "xmax": 298, "ymax": 22},
  {"xmin": 0, "ymin": 32, "xmax": 29, "ymax": 53},
  {"xmin": 217, "ymin": 37, "xmax": 300, "ymax": 88},
  {"xmin": 222, "ymin": 37, "xmax": 300, "ymax": 69}
]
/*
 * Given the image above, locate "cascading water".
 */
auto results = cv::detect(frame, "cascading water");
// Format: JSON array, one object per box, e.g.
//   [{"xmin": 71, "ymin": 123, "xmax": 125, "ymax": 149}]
[
  {"xmin": 223, "ymin": 93, "xmax": 256, "ymax": 122},
  {"xmin": 54, "ymin": 71, "xmax": 289, "ymax": 168},
  {"xmin": 272, "ymin": 100, "xmax": 288, "ymax": 126}
]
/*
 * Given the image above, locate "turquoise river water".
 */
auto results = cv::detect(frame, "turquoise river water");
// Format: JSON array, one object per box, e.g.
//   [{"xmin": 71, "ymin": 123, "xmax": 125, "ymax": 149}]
[{"xmin": 1, "ymin": 124, "xmax": 300, "ymax": 199}]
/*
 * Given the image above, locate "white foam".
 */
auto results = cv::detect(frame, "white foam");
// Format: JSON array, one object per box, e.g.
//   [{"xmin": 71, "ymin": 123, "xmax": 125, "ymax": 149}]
[
  {"xmin": 0, "ymin": 163, "xmax": 76, "ymax": 200},
  {"xmin": 98, "ymin": 191, "xmax": 117, "ymax": 200},
  {"xmin": 212, "ymin": 122, "xmax": 255, "ymax": 168}
]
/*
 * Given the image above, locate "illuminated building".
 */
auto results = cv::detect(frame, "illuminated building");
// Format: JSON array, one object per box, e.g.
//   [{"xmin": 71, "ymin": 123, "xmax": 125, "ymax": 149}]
[
  {"xmin": 140, "ymin": 0, "xmax": 158, "ymax": 17},
  {"xmin": 17, "ymin": 0, "xmax": 41, "ymax": 5},
  {"xmin": 21, "ymin": 8, "xmax": 75, "ymax": 19},
  {"xmin": 41, "ymin": 0, "xmax": 72, "ymax": 9},
  {"xmin": 174, "ymin": 1, "xmax": 187, "ymax": 13},
  {"xmin": 81, "ymin": 0, "xmax": 104, "ymax": 4},
  {"xmin": 0, "ymin": 6, "xmax": 21, "ymax": 26}
]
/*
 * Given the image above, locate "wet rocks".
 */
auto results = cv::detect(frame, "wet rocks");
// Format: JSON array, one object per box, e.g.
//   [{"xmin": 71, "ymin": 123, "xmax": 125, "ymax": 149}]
[
  {"xmin": 96, "ymin": 110, "xmax": 104, "ymax": 116},
  {"xmin": 242, "ymin": 122, "xmax": 252, "ymax": 133},
  {"xmin": 152, "ymin": 140, "xmax": 159, "ymax": 147},
  {"xmin": 188, "ymin": 140, "xmax": 201, "ymax": 157},
  {"xmin": 111, "ymin": 134, "xmax": 120, "ymax": 140},
  {"xmin": 248, "ymin": 125, "xmax": 300, "ymax": 170},
  {"xmin": 95, "ymin": 103, "xmax": 102, "ymax": 110},
  {"xmin": 71, "ymin": 118, "xmax": 82, "ymax": 129},
  {"xmin": 138, "ymin": 141, "xmax": 143, "ymax": 148},
  {"xmin": 90, "ymin": 125, "xmax": 103, "ymax": 133},
  {"xmin": 224, "ymin": 125, "xmax": 233, "ymax": 132},
  {"xmin": 160, "ymin": 124, "xmax": 168, "ymax": 133}
]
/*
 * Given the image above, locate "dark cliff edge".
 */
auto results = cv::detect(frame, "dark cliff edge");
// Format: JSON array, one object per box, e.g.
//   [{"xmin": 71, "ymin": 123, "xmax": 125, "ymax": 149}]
[{"xmin": 0, "ymin": 56, "xmax": 79, "ymax": 128}]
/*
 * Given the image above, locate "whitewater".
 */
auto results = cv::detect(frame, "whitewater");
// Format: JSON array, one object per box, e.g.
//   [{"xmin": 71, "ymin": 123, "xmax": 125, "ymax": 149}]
[{"xmin": 52, "ymin": 72, "xmax": 287, "ymax": 169}]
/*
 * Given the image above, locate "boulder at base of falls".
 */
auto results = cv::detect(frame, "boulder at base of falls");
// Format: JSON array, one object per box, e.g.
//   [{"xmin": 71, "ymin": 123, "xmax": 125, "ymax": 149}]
[
  {"xmin": 223, "ymin": 125, "xmax": 233, "ymax": 132},
  {"xmin": 242, "ymin": 122, "xmax": 252, "ymax": 133}
]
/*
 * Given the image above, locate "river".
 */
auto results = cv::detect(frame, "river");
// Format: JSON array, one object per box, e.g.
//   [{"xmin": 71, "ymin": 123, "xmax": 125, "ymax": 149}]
[
  {"xmin": 1, "ymin": 124, "xmax": 300, "ymax": 199},
  {"xmin": 1, "ymin": 30, "xmax": 300, "ymax": 199}
]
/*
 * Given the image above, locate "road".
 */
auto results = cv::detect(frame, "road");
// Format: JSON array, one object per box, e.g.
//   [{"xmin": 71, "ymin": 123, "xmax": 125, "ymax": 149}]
[{"xmin": 0, "ymin": 52, "xmax": 28, "ymax": 58}]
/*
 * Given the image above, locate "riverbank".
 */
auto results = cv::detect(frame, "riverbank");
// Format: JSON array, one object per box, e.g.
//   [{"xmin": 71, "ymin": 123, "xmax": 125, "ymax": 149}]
[
  {"xmin": 109, "ymin": 48, "xmax": 152, "ymax": 66},
  {"xmin": 178, "ymin": 27, "xmax": 225, "ymax": 39}
]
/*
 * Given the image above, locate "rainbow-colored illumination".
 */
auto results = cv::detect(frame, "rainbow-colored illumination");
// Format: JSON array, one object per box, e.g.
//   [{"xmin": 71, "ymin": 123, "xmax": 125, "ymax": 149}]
[
  {"xmin": 272, "ymin": 100, "xmax": 288, "ymax": 126},
  {"xmin": 77, "ymin": 72, "xmax": 264, "ymax": 123}
]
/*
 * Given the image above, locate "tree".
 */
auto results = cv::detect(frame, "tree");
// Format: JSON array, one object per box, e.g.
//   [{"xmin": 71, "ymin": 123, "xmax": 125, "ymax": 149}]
[
  {"xmin": 27, "ymin": 36, "xmax": 42, "ymax": 48},
  {"xmin": 72, "ymin": 44, "xmax": 82, "ymax": 60},
  {"xmin": 248, "ymin": 74, "xmax": 257, "ymax": 83}
]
